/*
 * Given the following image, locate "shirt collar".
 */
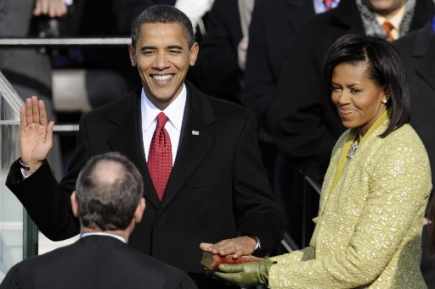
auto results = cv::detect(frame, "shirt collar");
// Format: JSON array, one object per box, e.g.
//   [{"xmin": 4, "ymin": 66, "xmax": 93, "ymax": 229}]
[
  {"xmin": 375, "ymin": 4, "xmax": 406, "ymax": 30},
  {"xmin": 141, "ymin": 84, "xmax": 187, "ymax": 132},
  {"xmin": 80, "ymin": 232, "xmax": 127, "ymax": 243}
]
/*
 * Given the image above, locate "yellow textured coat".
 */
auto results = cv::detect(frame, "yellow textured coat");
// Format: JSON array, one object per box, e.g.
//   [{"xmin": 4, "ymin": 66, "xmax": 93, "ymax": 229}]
[{"xmin": 269, "ymin": 122, "xmax": 432, "ymax": 289}]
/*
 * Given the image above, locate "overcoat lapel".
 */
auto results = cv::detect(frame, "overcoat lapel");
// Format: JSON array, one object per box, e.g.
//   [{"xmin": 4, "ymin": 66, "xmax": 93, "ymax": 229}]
[
  {"xmin": 106, "ymin": 94, "xmax": 161, "ymax": 207},
  {"xmin": 162, "ymin": 85, "xmax": 215, "ymax": 207}
]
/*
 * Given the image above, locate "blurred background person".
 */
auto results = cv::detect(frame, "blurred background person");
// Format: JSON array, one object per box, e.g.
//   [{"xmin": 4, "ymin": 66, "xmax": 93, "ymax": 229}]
[
  {"xmin": 395, "ymin": 16, "xmax": 435, "ymax": 288},
  {"xmin": 243, "ymin": 0, "xmax": 338, "ymax": 129},
  {"xmin": 241, "ymin": 0, "xmax": 339, "ymax": 247},
  {"xmin": 188, "ymin": 0, "xmax": 254, "ymax": 104},
  {"xmin": 215, "ymin": 34, "xmax": 432, "ymax": 289}
]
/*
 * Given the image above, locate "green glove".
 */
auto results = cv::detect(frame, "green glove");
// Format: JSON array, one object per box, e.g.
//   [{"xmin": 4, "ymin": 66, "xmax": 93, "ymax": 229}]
[{"xmin": 214, "ymin": 258, "xmax": 275, "ymax": 287}]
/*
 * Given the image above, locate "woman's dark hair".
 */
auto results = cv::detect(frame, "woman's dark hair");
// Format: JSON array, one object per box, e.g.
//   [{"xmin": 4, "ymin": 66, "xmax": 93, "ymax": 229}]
[{"xmin": 323, "ymin": 34, "xmax": 410, "ymax": 137}]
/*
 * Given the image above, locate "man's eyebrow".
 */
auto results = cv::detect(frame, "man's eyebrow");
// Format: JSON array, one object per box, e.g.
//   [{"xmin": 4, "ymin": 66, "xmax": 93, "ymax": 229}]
[
  {"xmin": 167, "ymin": 45, "xmax": 183, "ymax": 50},
  {"xmin": 140, "ymin": 46, "xmax": 156, "ymax": 51},
  {"xmin": 139, "ymin": 45, "xmax": 184, "ymax": 51}
]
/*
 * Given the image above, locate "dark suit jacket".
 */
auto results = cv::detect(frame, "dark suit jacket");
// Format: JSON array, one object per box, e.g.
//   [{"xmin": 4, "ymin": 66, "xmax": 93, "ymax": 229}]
[
  {"xmin": 242, "ymin": 0, "xmax": 315, "ymax": 123},
  {"xmin": 395, "ymin": 23, "xmax": 435, "ymax": 190},
  {"xmin": 6, "ymin": 83, "xmax": 283, "ymax": 275},
  {"xmin": 0, "ymin": 235, "xmax": 197, "ymax": 289},
  {"xmin": 395, "ymin": 23, "xmax": 435, "ymax": 289},
  {"xmin": 188, "ymin": 0, "xmax": 243, "ymax": 103},
  {"xmin": 267, "ymin": 0, "xmax": 434, "ymax": 183}
]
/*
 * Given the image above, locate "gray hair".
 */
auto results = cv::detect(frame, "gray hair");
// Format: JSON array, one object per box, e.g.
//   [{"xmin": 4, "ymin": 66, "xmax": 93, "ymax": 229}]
[{"xmin": 75, "ymin": 152, "xmax": 144, "ymax": 231}]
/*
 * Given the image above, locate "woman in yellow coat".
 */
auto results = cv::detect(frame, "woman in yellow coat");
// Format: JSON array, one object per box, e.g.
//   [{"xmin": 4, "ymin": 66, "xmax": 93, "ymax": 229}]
[{"xmin": 215, "ymin": 34, "xmax": 432, "ymax": 289}]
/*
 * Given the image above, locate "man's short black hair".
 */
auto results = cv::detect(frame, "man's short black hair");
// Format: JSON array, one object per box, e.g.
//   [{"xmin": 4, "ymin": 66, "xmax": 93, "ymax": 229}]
[
  {"xmin": 75, "ymin": 152, "xmax": 144, "ymax": 231},
  {"xmin": 131, "ymin": 5, "xmax": 195, "ymax": 47}
]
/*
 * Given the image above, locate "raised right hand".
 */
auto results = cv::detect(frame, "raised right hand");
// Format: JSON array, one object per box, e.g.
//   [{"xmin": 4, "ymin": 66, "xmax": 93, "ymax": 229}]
[{"xmin": 20, "ymin": 96, "xmax": 54, "ymax": 174}]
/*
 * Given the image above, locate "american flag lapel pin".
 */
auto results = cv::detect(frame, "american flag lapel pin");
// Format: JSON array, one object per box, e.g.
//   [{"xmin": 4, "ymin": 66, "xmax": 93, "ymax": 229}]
[{"xmin": 192, "ymin": 130, "xmax": 200, "ymax": 136}]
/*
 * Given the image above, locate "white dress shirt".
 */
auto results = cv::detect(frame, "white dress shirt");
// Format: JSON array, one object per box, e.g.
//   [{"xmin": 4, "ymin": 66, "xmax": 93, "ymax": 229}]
[
  {"xmin": 141, "ymin": 85, "xmax": 187, "ymax": 165},
  {"xmin": 375, "ymin": 5, "xmax": 406, "ymax": 41},
  {"xmin": 80, "ymin": 232, "xmax": 127, "ymax": 243}
]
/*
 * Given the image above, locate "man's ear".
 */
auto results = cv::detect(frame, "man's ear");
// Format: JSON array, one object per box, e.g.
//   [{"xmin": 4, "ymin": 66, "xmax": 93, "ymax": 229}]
[
  {"xmin": 134, "ymin": 198, "xmax": 146, "ymax": 224},
  {"xmin": 128, "ymin": 45, "xmax": 136, "ymax": 67},
  {"xmin": 189, "ymin": 42, "xmax": 199, "ymax": 66},
  {"xmin": 71, "ymin": 192, "xmax": 79, "ymax": 218}
]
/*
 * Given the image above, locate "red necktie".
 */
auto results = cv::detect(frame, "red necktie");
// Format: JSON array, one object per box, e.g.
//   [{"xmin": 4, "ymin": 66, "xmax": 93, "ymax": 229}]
[
  {"xmin": 323, "ymin": 0, "xmax": 334, "ymax": 10},
  {"xmin": 383, "ymin": 21, "xmax": 395, "ymax": 42},
  {"xmin": 148, "ymin": 112, "xmax": 172, "ymax": 200}
]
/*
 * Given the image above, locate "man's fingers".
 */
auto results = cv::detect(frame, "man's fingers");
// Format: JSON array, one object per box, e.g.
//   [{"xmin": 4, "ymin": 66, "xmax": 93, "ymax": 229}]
[
  {"xmin": 33, "ymin": 0, "xmax": 42, "ymax": 15},
  {"xmin": 26, "ymin": 98, "xmax": 33, "ymax": 124},
  {"xmin": 212, "ymin": 240, "xmax": 231, "ymax": 250},
  {"xmin": 34, "ymin": 0, "xmax": 48, "ymax": 15},
  {"xmin": 46, "ymin": 121, "xmax": 55, "ymax": 145},
  {"xmin": 34, "ymin": 0, "xmax": 67, "ymax": 17},
  {"xmin": 20, "ymin": 106, "xmax": 27, "ymax": 129},
  {"xmin": 216, "ymin": 242, "xmax": 243, "ymax": 255},
  {"xmin": 200, "ymin": 243, "xmax": 218, "ymax": 254},
  {"xmin": 49, "ymin": 0, "xmax": 61, "ymax": 17},
  {"xmin": 199, "ymin": 243, "xmax": 213, "ymax": 250},
  {"xmin": 218, "ymin": 247, "xmax": 236, "ymax": 255},
  {"xmin": 230, "ymin": 252, "xmax": 241, "ymax": 259},
  {"xmin": 201, "ymin": 237, "xmax": 252, "ymax": 256},
  {"xmin": 218, "ymin": 264, "xmax": 244, "ymax": 273},
  {"xmin": 31, "ymin": 96, "xmax": 40, "ymax": 124},
  {"xmin": 54, "ymin": 1, "xmax": 67, "ymax": 17},
  {"xmin": 38, "ymin": 100, "xmax": 48, "ymax": 126},
  {"xmin": 41, "ymin": 0, "xmax": 49, "ymax": 15}
]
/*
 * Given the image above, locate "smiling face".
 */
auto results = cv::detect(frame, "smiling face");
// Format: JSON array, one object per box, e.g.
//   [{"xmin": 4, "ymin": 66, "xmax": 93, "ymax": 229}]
[
  {"xmin": 129, "ymin": 22, "xmax": 199, "ymax": 109},
  {"xmin": 331, "ymin": 61, "xmax": 387, "ymax": 135}
]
